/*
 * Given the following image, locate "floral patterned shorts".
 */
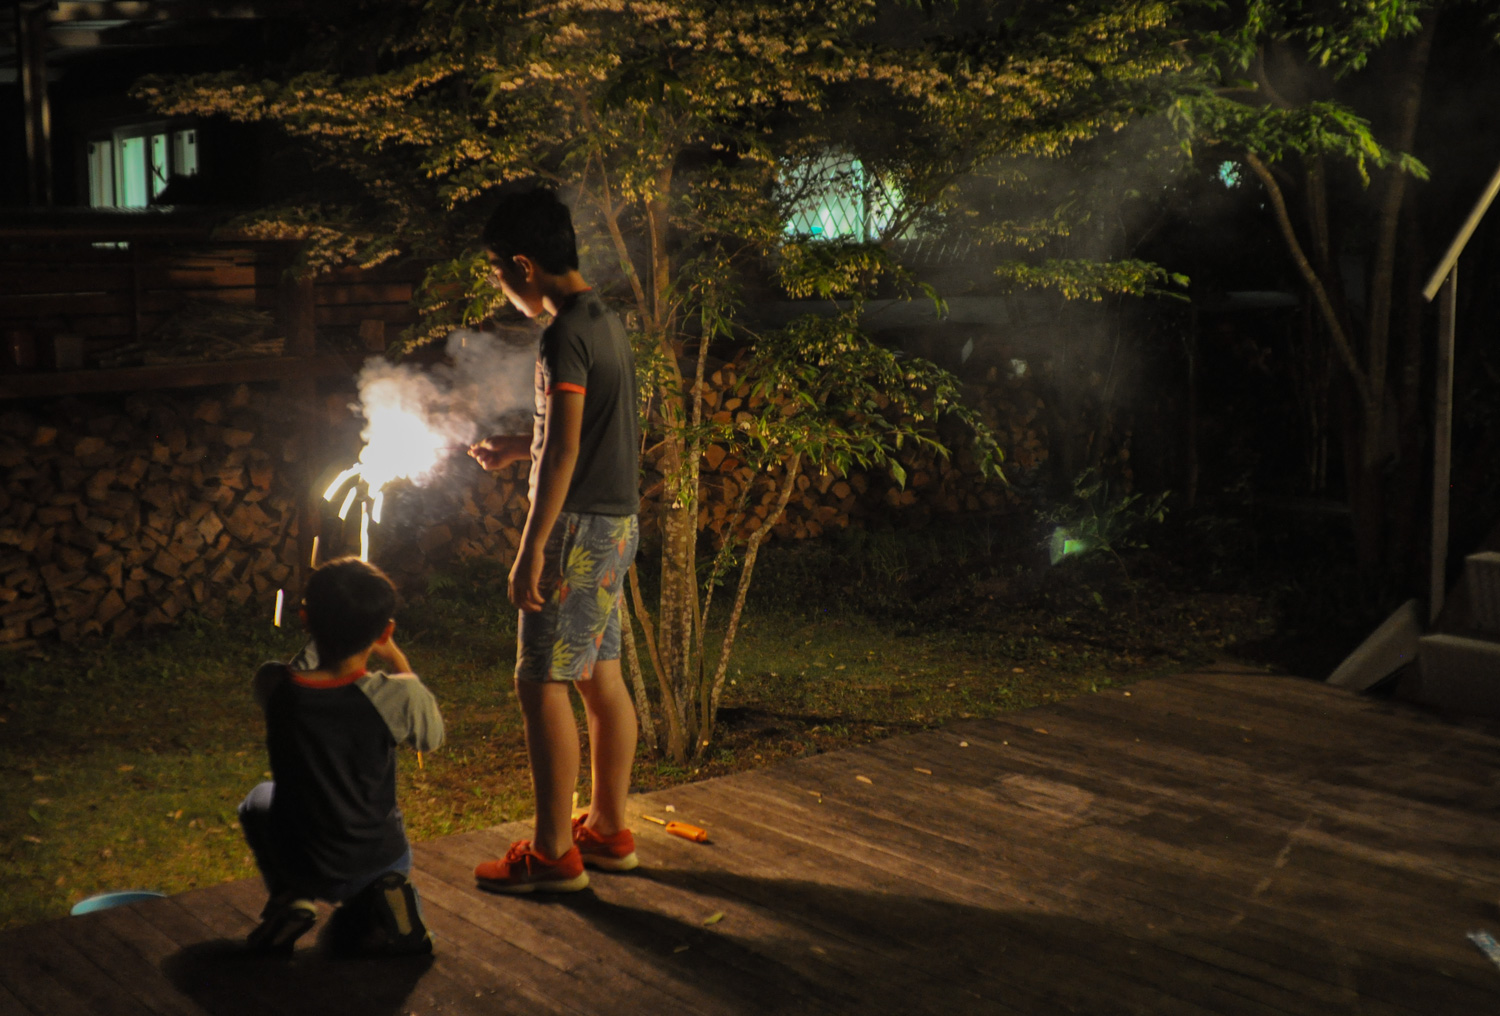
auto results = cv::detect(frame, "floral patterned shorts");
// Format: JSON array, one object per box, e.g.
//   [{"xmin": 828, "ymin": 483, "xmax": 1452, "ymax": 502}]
[{"xmin": 515, "ymin": 513, "xmax": 639, "ymax": 683}]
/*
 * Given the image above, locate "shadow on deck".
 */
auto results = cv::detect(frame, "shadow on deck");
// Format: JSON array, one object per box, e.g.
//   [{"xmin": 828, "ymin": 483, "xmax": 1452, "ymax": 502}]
[{"xmin": 4, "ymin": 664, "xmax": 1500, "ymax": 1015}]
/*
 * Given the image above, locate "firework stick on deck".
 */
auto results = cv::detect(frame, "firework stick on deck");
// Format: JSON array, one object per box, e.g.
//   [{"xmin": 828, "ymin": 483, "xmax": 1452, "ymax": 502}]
[{"xmin": 666, "ymin": 821, "xmax": 709, "ymax": 842}]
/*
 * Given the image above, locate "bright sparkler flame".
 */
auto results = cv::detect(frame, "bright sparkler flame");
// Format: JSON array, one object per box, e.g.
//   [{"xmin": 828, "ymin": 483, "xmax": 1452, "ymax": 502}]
[
  {"xmin": 357, "ymin": 400, "xmax": 454, "ymax": 493},
  {"xmin": 321, "ymin": 390, "xmax": 464, "ymax": 563}
]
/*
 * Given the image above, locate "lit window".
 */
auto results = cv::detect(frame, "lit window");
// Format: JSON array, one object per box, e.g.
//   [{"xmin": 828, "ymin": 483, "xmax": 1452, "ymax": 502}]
[
  {"xmin": 782, "ymin": 152, "xmax": 904, "ymax": 241},
  {"xmin": 172, "ymin": 130, "xmax": 198, "ymax": 177},
  {"xmin": 118, "ymin": 136, "xmax": 148, "ymax": 208},
  {"xmin": 149, "ymin": 133, "xmax": 170, "ymax": 198},
  {"xmin": 87, "ymin": 141, "xmax": 115, "ymax": 207},
  {"xmin": 84, "ymin": 122, "xmax": 200, "ymax": 209}
]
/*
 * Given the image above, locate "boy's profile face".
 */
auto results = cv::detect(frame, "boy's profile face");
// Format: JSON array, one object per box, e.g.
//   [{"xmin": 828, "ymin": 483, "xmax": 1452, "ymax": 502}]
[{"xmin": 486, "ymin": 251, "xmax": 546, "ymax": 319}]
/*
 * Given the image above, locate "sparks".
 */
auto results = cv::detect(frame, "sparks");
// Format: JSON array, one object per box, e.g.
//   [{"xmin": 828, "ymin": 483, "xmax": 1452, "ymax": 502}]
[
  {"xmin": 322, "ymin": 466, "xmax": 360, "ymax": 502},
  {"xmin": 371, "ymin": 490, "xmax": 385, "ymax": 525},
  {"xmin": 309, "ymin": 535, "xmax": 320, "ymax": 569},
  {"xmin": 338, "ymin": 486, "xmax": 359, "ymax": 521},
  {"xmin": 273, "ymin": 588, "xmax": 284, "ymax": 627},
  {"xmin": 359, "ymin": 501, "xmax": 371, "ymax": 562}
]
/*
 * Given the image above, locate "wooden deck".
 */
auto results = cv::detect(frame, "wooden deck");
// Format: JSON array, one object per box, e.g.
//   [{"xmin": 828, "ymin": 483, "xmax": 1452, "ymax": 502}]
[{"xmin": 4, "ymin": 664, "xmax": 1500, "ymax": 1015}]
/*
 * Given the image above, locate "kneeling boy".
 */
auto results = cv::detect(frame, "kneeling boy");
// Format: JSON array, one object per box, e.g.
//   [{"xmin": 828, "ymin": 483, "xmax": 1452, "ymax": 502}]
[{"xmin": 240, "ymin": 557, "xmax": 444, "ymax": 953}]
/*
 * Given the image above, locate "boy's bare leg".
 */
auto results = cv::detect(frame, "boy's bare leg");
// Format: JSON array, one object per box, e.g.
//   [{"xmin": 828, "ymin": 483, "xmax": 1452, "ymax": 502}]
[
  {"xmin": 575, "ymin": 659, "xmax": 637, "ymax": 836},
  {"xmin": 515, "ymin": 678, "xmax": 579, "ymax": 859}
]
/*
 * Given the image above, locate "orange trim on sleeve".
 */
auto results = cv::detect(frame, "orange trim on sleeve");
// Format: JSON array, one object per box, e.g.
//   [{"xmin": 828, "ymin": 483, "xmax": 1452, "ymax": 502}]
[{"xmin": 548, "ymin": 383, "xmax": 587, "ymax": 395}]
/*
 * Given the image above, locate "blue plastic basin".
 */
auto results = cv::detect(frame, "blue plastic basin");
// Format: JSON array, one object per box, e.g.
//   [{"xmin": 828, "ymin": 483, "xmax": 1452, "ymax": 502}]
[{"xmin": 70, "ymin": 890, "xmax": 167, "ymax": 915}]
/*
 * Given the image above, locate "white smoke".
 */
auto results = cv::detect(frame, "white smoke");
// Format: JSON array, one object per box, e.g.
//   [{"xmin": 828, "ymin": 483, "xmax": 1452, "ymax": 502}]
[{"xmin": 349, "ymin": 327, "xmax": 537, "ymax": 492}]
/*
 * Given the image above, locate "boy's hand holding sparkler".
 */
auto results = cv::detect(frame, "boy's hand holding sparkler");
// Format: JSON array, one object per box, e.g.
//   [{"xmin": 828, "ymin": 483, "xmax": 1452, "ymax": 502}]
[{"xmin": 468, "ymin": 435, "xmax": 530, "ymax": 472}]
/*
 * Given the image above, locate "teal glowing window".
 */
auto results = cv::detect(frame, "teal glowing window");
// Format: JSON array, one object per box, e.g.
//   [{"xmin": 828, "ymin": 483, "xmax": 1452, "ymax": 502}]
[
  {"xmin": 118, "ymin": 137, "xmax": 148, "ymax": 208},
  {"xmin": 85, "ymin": 123, "xmax": 200, "ymax": 209},
  {"xmin": 782, "ymin": 153, "xmax": 904, "ymax": 241}
]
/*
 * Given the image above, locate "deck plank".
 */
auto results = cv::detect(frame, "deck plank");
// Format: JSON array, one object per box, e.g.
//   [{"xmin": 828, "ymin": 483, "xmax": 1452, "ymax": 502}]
[{"xmin": 3, "ymin": 669, "xmax": 1499, "ymax": 1014}]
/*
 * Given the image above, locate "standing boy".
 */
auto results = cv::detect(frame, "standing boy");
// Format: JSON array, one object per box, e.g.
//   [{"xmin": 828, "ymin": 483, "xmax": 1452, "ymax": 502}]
[
  {"xmin": 241, "ymin": 557, "xmax": 444, "ymax": 953},
  {"xmin": 468, "ymin": 187, "xmax": 641, "ymax": 893}
]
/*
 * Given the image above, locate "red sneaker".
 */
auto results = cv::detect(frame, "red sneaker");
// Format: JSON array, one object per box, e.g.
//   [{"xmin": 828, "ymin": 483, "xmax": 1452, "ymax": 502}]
[
  {"xmin": 474, "ymin": 840, "xmax": 589, "ymax": 894},
  {"xmin": 572, "ymin": 813, "xmax": 639, "ymax": 871}
]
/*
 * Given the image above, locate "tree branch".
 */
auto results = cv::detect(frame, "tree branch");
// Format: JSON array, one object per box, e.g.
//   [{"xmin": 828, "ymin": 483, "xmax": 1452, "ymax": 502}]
[
  {"xmin": 1244, "ymin": 151, "xmax": 1372, "ymax": 410},
  {"xmin": 701, "ymin": 452, "xmax": 803, "ymax": 753}
]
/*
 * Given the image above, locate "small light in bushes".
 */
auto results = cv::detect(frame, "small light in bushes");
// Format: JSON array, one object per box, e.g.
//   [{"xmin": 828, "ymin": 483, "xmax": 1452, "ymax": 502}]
[{"xmin": 1049, "ymin": 527, "xmax": 1092, "ymax": 565}]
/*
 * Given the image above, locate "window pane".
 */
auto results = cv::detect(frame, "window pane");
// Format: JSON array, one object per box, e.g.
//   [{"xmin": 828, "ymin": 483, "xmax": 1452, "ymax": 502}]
[
  {"xmin": 88, "ymin": 141, "xmax": 116, "ymax": 208},
  {"xmin": 149, "ymin": 134, "xmax": 170, "ymax": 198},
  {"xmin": 118, "ymin": 137, "xmax": 148, "ymax": 208},
  {"xmin": 172, "ymin": 129, "xmax": 198, "ymax": 177}
]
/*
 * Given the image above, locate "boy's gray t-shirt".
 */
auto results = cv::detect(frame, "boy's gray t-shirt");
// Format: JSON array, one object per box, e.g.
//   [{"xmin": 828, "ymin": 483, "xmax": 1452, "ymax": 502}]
[{"xmin": 530, "ymin": 290, "xmax": 640, "ymax": 516}]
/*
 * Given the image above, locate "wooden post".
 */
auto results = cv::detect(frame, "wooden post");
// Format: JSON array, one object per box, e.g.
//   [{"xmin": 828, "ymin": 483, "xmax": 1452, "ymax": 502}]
[
  {"xmin": 279, "ymin": 273, "xmax": 317, "ymax": 357},
  {"xmin": 17, "ymin": 2, "xmax": 53, "ymax": 207},
  {"xmin": 1430, "ymin": 265, "xmax": 1456, "ymax": 624},
  {"xmin": 277, "ymin": 261, "xmax": 320, "ymax": 580}
]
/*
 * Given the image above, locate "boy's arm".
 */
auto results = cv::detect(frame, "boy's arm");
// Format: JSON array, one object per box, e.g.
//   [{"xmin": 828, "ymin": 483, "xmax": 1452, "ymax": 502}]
[
  {"xmin": 468, "ymin": 434, "xmax": 530, "ymax": 472},
  {"xmin": 368, "ymin": 635, "xmax": 412, "ymax": 677},
  {"xmin": 361, "ymin": 674, "xmax": 445, "ymax": 752},
  {"xmin": 510, "ymin": 390, "xmax": 583, "ymax": 612}
]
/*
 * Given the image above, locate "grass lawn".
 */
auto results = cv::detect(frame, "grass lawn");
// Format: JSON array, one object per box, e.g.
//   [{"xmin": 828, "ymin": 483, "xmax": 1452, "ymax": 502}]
[{"xmin": 0, "ymin": 537, "xmax": 1295, "ymax": 932}]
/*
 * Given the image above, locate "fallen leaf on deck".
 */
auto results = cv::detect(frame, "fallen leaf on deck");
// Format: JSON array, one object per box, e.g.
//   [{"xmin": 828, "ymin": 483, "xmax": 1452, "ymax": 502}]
[
  {"xmin": 855, "ymin": 775, "xmax": 872, "ymax": 784},
  {"xmin": 673, "ymin": 945, "xmax": 690, "ymax": 954},
  {"xmin": 959, "ymin": 741, "xmax": 969, "ymax": 748},
  {"xmin": 1034, "ymin": 729, "xmax": 1049, "ymax": 735},
  {"xmin": 22, "ymin": 835, "xmax": 42, "ymax": 844},
  {"xmin": 117, "ymin": 764, "xmax": 134, "ymax": 772},
  {"xmin": 703, "ymin": 912, "xmax": 725, "ymax": 926},
  {"xmin": 914, "ymin": 767, "xmax": 932, "ymax": 775},
  {"xmin": 664, "ymin": 805, "xmax": 676, "ymax": 812}
]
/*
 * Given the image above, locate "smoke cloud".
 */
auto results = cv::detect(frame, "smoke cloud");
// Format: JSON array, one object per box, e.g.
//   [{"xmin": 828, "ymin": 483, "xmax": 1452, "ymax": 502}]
[{"xmin": 350, "ymin": 327, "xmax": 537, "ymax": 491}]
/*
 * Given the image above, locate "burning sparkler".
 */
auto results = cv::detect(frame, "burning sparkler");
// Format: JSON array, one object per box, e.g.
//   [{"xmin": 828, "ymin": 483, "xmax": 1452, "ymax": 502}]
[
  {"xmin": 321, "ymin": 378, "xmax": 473, "ymax": 561},
  {"xmin": 318, "ymin": 328, "xmax": 536, "ymax": 564}
]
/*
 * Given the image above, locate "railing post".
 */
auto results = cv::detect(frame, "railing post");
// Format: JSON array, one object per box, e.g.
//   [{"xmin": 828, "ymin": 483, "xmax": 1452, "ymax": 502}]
[{"xmin": 1430, "ymin": 265, "xmax": 1457, "ymax": 624}]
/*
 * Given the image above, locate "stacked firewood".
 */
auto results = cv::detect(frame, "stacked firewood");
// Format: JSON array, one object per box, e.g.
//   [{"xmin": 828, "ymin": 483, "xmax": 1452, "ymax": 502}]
[
  {"xmin": 0, "ymin": 386, "xmax": 303, "ymax": 650},
  {"xmin": 0, "ymin": 361, "xmax": 1046, "ymax": 647}
]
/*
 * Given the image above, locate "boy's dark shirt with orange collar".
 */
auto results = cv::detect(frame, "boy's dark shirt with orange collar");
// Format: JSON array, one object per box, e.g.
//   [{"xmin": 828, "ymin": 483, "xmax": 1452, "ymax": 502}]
[
  {"xmin": 528, "ymin": 289, "xmax": 639, "ymax": 516},
  {"xmin": 253, "ymin": 658, "xmax": 444, "ymax": 891}
]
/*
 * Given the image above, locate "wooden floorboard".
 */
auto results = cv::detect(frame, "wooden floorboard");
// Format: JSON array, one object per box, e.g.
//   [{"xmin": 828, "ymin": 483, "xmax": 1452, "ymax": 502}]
[{"xmin": 3, "ymin": 666, "xmax": 1499, "ymax": 1014}]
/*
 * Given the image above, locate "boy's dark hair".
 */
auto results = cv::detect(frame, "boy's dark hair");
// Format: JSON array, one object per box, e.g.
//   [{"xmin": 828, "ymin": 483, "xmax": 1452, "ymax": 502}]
[
  {"xmin": 302, "ymin": 557, "xmax": 397, "ymax": 668},
  {"xmin": 481, "ymin": 188, "xmax": 579, "ymax": 274}
]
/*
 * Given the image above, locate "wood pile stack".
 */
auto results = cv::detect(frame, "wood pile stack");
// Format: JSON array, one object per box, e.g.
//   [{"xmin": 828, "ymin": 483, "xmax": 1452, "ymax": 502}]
[
  {"xmin": 0, "ymin": 386, "xmax": 304, "ymax": 651},
  {"xmin": 0, "ymin": 359, "xmax": 1048, "ymax": 648},
  {"xmin": 371, "ymin": 460, "xmax": 532, "ymax": 579}
]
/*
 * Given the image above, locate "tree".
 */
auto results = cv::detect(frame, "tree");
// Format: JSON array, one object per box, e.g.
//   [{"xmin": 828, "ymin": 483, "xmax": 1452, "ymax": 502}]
[
  {"xmin": 142, "ymin": 0, "xmax": 1194, "ymax": 763},
  {"xmin": 1172, "ymin": 0, "xmax": 1498, "ymax": 574}
]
